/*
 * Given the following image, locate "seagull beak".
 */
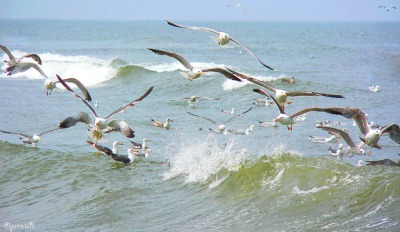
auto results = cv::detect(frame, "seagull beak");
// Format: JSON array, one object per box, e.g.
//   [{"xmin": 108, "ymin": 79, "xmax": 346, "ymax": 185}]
[{"xmin": 274, "ymin": 118, "xmax": 279, "ymax": 122}]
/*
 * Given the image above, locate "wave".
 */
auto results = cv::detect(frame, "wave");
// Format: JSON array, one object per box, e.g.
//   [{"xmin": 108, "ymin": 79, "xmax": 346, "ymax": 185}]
[{"xmin": 0, "ymin": 51, "xmax": 156, "ymax": 87}]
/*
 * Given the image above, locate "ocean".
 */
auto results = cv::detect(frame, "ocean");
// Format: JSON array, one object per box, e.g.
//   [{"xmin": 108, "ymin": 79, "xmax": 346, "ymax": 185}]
[{"xmin": 0, "ymin": 19, "xmax": 399, "ymax": 231}]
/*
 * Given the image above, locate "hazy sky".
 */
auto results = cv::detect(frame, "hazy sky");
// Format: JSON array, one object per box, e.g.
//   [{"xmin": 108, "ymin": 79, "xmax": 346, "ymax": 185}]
[{"xmin": 1, "ymin": 0, "xmax": 400, "ymax": 21}]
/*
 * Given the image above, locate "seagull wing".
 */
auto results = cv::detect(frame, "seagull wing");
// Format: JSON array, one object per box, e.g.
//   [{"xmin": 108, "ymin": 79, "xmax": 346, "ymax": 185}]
[
  {"xmin": 105, "ymin": 120, "xmax": 135, "ymax": 138},
  {"xmin": 187, "ymin": 112, "xmax": 219, "ymax": 126},
  {"xmin": 20, "ymin": 53, "xmax": 42, "ymax": 65},
  {"xmin": 381, "ymin": 124, "xmax": 400, "ymax": 144},
  {"xmin": 164, "ymin": 20, "xmax": 220, "ymax": 35},
  {"xmin": 58, "ymin": 112, "xmax": 92, "ymax": 129},
  {"xmin": 289, "ymin": 107, "xmax": 345, "ymax": 119},
  {"xmin": 56, "ymin": 75, "xmax": 98, "ymax": 117},
  {"xmin": 253, "ymin": 88, "xmax": 285, "ymax": 115},
  {"xmin": 285, "ymin": 90, "xmax": 344, "ymax": 99},
  {"xmin": 201, "ymin": 67, "xmax": 242, "ymax": 82},
  {"xmin": 55, "ymin": 78, "xmax": 92, "ymax": 102},
  {"xmin": 225, "ymin": 107, "xmax": 253, "ymax": 125},
  {"xmin": 229, "ymin": 37, "xmax": 275, "ymax": 70},
  {"xmin": 325, "ymin": 107, "xmax": 370, "ymax": 135},
  {"xmin": 148, "ymin": 48, "xmax": 194, "ymax": 70},
  {"xmin": 0, "ymin": 45, "xmax": 15, "ymax": 60},
  {"xmin": 38, "ymin": 128, "xmax": 59, "ymax": 136},
  {"xmin": 366, "ymin": 159, "xmax": 400, "ymax": 167},
  {"xmin": 225, "ymin": 67, "xmax": 277, "ymax": 93},
  {"xmin": 316, "ymin": 126, "xmax": 357, "ymax": 148},
  {"xmin": 105, "ymin": 86, "xmax": 154, "ymax": 119},
  {"xmin": 0, "ymin": 129, "xmax": 31, "ymax": 139},
  {"xmin": 7, "ymin": 62, "xmax": 48, "ymax": 79}
]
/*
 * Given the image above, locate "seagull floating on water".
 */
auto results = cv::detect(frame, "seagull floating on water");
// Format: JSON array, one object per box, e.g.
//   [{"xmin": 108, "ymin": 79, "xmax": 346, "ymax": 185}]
[
  {"xmin": 227, "ymin": 125, "xmax": 255, "ymax": 135},
  {"xmin": 309, "ymin": 135, "xmax": 338, "ymax": 143},
  {"xmin": 131, "ymin": 138, "xmax": 152, "ymax": 151},
  {"xmin": 164, "ymin": 21, "xmax": 275, "ymax": 71},
  {"xmin": 151, "ymin": 118, "xmax": 173, "ymax": 130},
  {"xmin": 148, "ymin": 48, "xmax": 242, "ymax": 82},
  {"xmin": 56, "ymin": 75, "xmax": 154, "ymax": 141},
  {"xmin": 88, "ymin": 141, "xmax": 138, "ymax": 164},
  {"xmin": 221, "ymin": 108, "xmax": 237, "ymax": 114},
  {"xmin": 369, "ymin": 85, "xmax": 381, "ymax": 92},
  {"xmin": 328, "ymin": 144, "xmax": 346, "ymax": 160},
  {"xmin": 172, "ymin": 96, "xmax": 220, "ymax": 108}
]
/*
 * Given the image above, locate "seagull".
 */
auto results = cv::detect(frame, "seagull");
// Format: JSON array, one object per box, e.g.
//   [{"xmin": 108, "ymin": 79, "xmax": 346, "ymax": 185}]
[
  {"xmin": 230, "ymin": 68, "xmax": 344, "ymax": 109},
  {"xmin": 148, "ymin": 48, "xmax": 242, "ymax": 82},
  {"xmin": 164, "ymin": 21, "xmax": 275, "ymax": 71},
  {"xmin": 221, "ymin": 108, "xmax": 237, "ymax": 114},
  {"xmin": 309, "ymin": 135, "xmax": 338, "ymax": 143},
  {"xmin": 281, "ymin": 77, "xmax": 295, "ymax": 84},
  {"xmin": 379, "ymin": 6, "xmax": 396, "ymax": 11},
  {"xmin": 328, "ymin": 144, "xmax": 346, "ymax": 159},
  {"xmin": 226, "ymin": 3, "xmax": 247, "ymax": 15},
  {"xmin": 316, "ymin": 126, "xmax": 367, "ymax": 155},
  {"xmin": 172, "ymin": 96, "xmax": 220, "ymax": 108},
  {"xmin": 366, "ymin": 159, "xmax": 400, "ymax": 167},
  {"xmin": 5, "ymin": 62, "xmax": 48, "ymax": 78},
  {"xmin": 136, "ymin": 149, "xmax": 152, "ymax": 158},
  {"xmin": 0, "ymin": 128, "xmax": 58, "ymax": 145},
  {"xmin": 111, "ymin": 141, "xmax": 124, "ymax": 155},
  {"xmin": 56, "ymin": 75, "xmax": 154, "ymax": 141},
  {"xmin": 227, "ymin": 125, "xmax": 255, "ymax": 135},
  {"xmin": 187, "ymin": 107, "xmax": 253, "ymax": 134},
  {"xmin": 130, "ymin": 138, "xmax": 152, "ymax": 151},
  {"xmin": 0, "ymin": 45, "xmax": 42, "ymax": 66},
  {"xmin": 368, "ymin": 85, "xmax": 381, "ymax": 92},
  {"xmin": 151, "ymin": 118, "xmax": 173, "ymax": 130},
  {"xmin": 319, "ymin": 107, "xmax": 399, "ymax": 149},
  {"xmin": 357, "ymin": 160, "xmax": 364, "ymax": 166},
  {"xmin": 253, "ymin": 88, "xmax": 344, "ymax": 130},
  {"xmin": 88, "ymin": 140, "xmax": 138, "ymax": 164},
  {"xmin": 6, "ymin": 63, "xmax": 92, "ymax": 101}
]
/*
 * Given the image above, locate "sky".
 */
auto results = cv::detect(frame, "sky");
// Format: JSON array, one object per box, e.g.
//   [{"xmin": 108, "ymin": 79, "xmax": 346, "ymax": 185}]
[{"xmin": 1, "ymin": 0, "xmax": 400, "ymax": 22}]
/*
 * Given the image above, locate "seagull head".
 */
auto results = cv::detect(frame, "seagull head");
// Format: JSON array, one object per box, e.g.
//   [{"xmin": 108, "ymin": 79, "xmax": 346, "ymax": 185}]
[
  {"xmin": 95, "ymin": 118, "xmax": 107, "ymax": 130},
  {"xmin": 145, "ymin": 149, "xmax": 152, "ymax": 157}
]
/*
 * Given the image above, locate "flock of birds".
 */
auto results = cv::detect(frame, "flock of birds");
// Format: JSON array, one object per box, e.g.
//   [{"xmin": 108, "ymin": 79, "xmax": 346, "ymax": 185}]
[{"xmin": 1, "ymin": 20, "xmax": 399, "ymax": 167}]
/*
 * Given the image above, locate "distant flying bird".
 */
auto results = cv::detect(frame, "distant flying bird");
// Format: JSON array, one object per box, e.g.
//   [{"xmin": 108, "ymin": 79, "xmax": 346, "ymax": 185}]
[
  {"xmin": 148, "ymin": 48, "xmax": 242, "ymax": 82},
  {"xmin": 228, "ymin": 68, "xmax": 344, "ymax": 109},
  {"xmin": 172, "ymin": 96, "xmax": 220, "ymax": 108},
  {"xmin": 1, "ymin": 44, "xmax": 42, "ymax": 66},
  {"xmin": 187, "ymin": 107, "xmax": 253, "ymax": 134},
  {"xmin": 56, "ymin": 75, "xmax": 154, "ymax": 141},
  {"xmin": 164, "ymin": 21, "xmax": 275, "ymax": 71},
  {"xmin": 226, "ymin": 3, "xmax": 247, "ymax": 15},
  {"xmin": 379, "ymin": 6, "xmax": 396, "ymax": 11},
  {"xmin": 0, "ymin": 128, "xmax": 58, "ymax": 145}
]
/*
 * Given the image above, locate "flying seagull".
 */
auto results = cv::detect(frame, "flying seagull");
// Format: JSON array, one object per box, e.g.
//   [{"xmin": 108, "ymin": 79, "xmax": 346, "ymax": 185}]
[
  {"xmin": 164, "ymin": 21, "xmax": 275, "ymax": 71},
  {"xmin": 1, "ymin": 44, "xmax": 42, "ymax": 66},
  {"xmin": 172, "ymin": 96, "xmax": 220, "ymax": 108},
  {"xmin": 253, "ymin": 88, "xmax": 343, "ymax": 130},
  {"xmin": 56, "ymin": 75, "xmax": 154, "ymax": 141},
  {"xmin": 379, "ymin": 6, "xmax": 396, "ymax": 11},
  {"xmin": 0, "ymin": 128, "xmax": 59, "ymax": 145},
  {"xmin": 316, "ymin": 126, "xmax": 367, "ymax": 155},
  {"xmin": 187, "ymin": 107, "xmax": 253, "ymax": 134},
  {"xmin": 229, "ymin": 68, "xmax": 344, "ymax": 109},
  {"xmin": 148, "ymin": 48, "xmax": 242, "ymax": 82},
  {"xmin": 318, "ymin": 108, "xmax": 399, "ymax": 148}
]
